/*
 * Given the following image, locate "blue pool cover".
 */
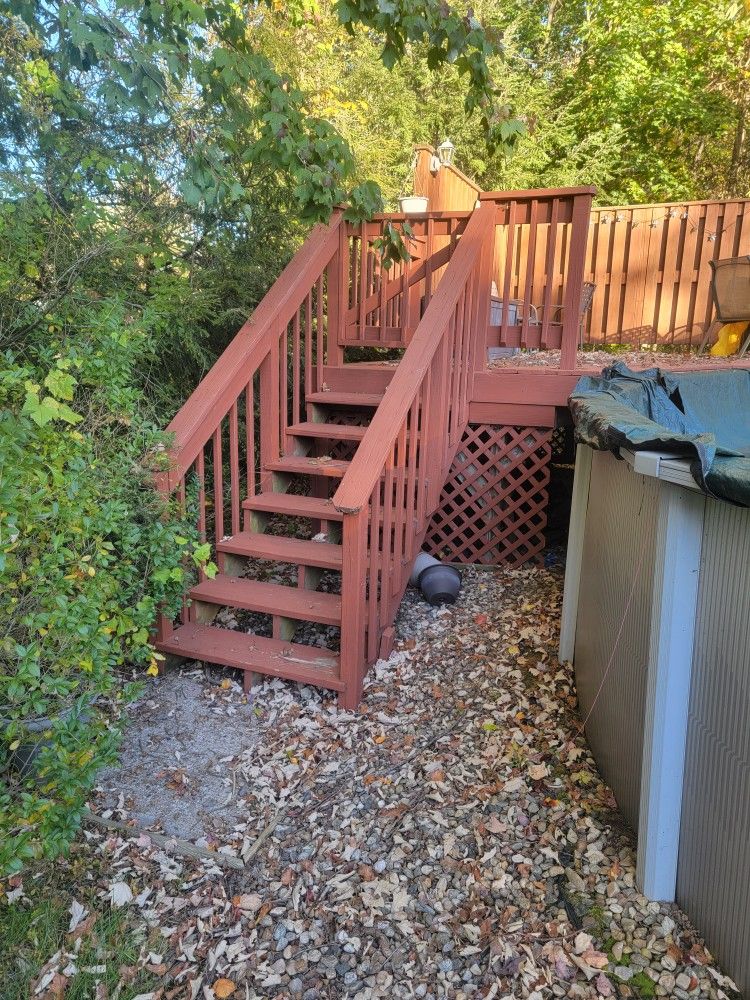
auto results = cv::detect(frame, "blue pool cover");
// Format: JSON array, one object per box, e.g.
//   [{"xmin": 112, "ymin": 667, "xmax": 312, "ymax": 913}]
[{"xmin": 569, "ymin": 362, "xmax": 750, "ymax": 506}]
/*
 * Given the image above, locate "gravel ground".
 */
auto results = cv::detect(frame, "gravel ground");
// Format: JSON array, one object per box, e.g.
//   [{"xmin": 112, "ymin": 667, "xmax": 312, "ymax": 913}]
[
  {"xmin": 47, "ymin": 564, "xmax": 740, "ymax": 1000},
  {"xmin": 487, "ymin": 349, "xmax": 747, "ymax": 370}
]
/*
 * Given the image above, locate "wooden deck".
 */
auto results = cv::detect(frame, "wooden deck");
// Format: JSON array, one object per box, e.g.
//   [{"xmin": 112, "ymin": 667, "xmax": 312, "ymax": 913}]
[{"xmin": 153, "ymin": 183, "xmax": 748, "ymax": 709}]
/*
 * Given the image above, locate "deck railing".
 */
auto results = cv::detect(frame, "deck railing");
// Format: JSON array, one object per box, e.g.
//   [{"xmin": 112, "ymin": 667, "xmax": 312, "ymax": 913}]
[
  {"xmin": 481, "ymin": 188, "xmax": 594, "ymax": 369},
  {"xmin": 341, "ymin": 212, "xmax": 471, "ymax": 348},
  {"xmin": 153, "ymin": 211, "xmax": 344, "ymax": 640},
  {"xmin": 332, "ymin": 203, "xmax": 497, "ymax": 703}
]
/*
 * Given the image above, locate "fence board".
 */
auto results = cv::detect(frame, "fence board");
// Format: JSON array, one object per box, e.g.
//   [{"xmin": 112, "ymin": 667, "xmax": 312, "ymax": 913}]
[{"xmin": 586, "ymin": 199, "xmax": 750, "ymax": 347}]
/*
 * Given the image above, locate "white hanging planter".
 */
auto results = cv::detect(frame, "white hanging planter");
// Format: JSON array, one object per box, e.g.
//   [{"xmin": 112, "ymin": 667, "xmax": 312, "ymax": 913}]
[{"xmin": 398, "ymin": 195, "xmax": 429, "ymax": 214}]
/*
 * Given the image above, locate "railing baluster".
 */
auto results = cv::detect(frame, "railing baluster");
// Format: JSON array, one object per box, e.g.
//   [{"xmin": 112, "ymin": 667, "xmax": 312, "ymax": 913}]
[
  {"xmin": 280, "ymin": 322, "xmax": 289, "ymax": 446},
  {"xmin": 212, "ymin": 426, "xmax": 224, "ymax": 545},
  {"xmin": 404, "ymin": 398, "xmax": 419, "ymax": 563},
  {"xmin": 424, "ymin": 217, "xmax": 435, "ymax": 312},
  {"xmin": 500, "ymin": 200, "xmax": 517, "ymax": 346},
  {"xmin": 316, "ymin": 274, "xmax": 324, "ymax": 392},
  {"xmin": 358, "ymin": 228, "xmax": 367, "ymax": 341},
  {"xmin": 366, "ymin": 478, "xmax": 382, "ymax": 663},
  {"xmin": 292, "ymin": 311, "xmax": 301, "ymax": 425},
  {"xmin": 229, "ymin": 402, "xmax": 240, "ymax": 535},
  {"xmin": 392, "ymin": 424, "xmax": 407, "ymax": 613},
  {"xmin": 541, "ymin": 198, "xmax": 560, "ymax": 350},
  {"xmin": 304, "ymin": 292, "xmax": 313, "ymax": 402},
  {"xmin": 417, "ymin": 369, "xmax": 432, "ymax": 520},
  {"xmin": 521, "ymin": 199, "xmax": 539, "ymax": 349},
  {"xmin": 381, "ymin": 450, "xmax": 395, "ymax": 617},
  {"xmin": 245, "ymin": 379, "xmax": 255, "ymax": 501}
]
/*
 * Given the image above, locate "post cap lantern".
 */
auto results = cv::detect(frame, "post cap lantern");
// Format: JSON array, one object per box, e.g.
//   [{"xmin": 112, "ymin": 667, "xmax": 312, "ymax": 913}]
[{"xmin": 437, "ymin": 139, "xmax": 455, "ymax": 166}]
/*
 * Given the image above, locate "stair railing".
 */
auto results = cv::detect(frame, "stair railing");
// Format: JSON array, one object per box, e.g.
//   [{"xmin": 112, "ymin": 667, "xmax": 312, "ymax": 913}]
[
  {"xmin": 154, "ymin": 211, "xmax": 344, "ymax": 642},
  {"xmin": 332, "ymin": 202, "xmax": 497, "ymax": 707}
]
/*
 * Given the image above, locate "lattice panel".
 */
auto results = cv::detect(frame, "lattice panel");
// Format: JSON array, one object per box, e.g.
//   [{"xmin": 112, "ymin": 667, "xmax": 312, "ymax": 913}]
[{"xmin": 425, "ymin": 425, "xmax": 553, "ymax": 567}]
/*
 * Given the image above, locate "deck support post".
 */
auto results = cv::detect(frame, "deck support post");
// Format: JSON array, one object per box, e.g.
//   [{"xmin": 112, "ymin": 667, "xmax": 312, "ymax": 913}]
[
  {"xmin": 558, "ymin": 443, "xmax": 593, "ymax": 663},
  {"xmin": 637, "ymin": 482, "xmax": 704, "ymax": 901}
]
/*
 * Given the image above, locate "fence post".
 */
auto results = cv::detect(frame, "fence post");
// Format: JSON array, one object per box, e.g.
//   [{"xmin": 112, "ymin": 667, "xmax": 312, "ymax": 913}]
[{"xmin": 560, "ymin": 191, "xmax": 594, "ymax": 369}]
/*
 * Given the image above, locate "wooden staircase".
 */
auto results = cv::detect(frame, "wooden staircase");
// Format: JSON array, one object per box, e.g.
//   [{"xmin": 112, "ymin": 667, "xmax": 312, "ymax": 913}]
[
  {"xmin": 153, "ymin": 190, "xmax": 593, "ymax": 708},
  {"xmin": 156, "ymin": 390, "xmax": 378, "ymax": 699}
]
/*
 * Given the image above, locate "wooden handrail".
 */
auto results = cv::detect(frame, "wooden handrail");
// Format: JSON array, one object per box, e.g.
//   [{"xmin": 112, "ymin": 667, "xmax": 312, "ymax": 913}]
[
  {"xmin": 158, "ymin": 211, "xmax": 343, "ymax": 491},
  {"xmin": 332, "ymin": 202, "xmax": 496, "ymax": 514},
  {"xmin": 481, "ymin": 186, "xmax": 597, "ymax": 201}
]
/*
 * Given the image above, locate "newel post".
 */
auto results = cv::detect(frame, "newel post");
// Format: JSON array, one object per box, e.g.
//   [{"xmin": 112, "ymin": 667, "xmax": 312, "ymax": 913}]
[
  {"xmin": 560, "ymin": 191, "xmax": 594, "ymax": 370},
  {"xmin": 468, "ymin": 205, "xmax": 495, "ymax": 395},
  {"xmin": 338, "ymin": 508, "xmax": 368, "ymax": 710},
  {"xmin": 327, "ymin": 223, "xmax": 348, "ymax": 368}
]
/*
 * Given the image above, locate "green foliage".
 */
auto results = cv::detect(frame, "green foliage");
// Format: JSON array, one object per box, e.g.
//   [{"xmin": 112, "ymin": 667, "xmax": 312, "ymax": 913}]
[{"xmin": 0, "ymin": 315, "xmax": 214, "ymax": 874}]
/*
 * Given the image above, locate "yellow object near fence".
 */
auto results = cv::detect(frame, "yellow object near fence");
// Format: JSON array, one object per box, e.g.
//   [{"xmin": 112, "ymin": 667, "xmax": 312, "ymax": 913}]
[{"xmin": 710, "ymin": 322, "xmax": 747, "ymax": 357}]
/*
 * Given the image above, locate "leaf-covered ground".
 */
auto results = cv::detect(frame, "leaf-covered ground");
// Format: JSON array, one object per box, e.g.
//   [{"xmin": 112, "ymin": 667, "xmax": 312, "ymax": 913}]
[{"xmin": 3, "ymin": 565, "xmax": 740, "ymax": 1000}]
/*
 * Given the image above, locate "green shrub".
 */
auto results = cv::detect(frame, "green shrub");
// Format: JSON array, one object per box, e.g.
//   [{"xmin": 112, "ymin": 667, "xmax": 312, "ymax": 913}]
[{"xmin": 0, "ymin": 314, "xmax": 213, "ymax": 875}]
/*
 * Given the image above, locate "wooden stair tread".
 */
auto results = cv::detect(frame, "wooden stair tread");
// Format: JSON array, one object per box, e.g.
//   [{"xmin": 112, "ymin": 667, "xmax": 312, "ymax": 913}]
[
  {"xmin": 190, "ymin": 575, "xmax": 341, "ymax": 625},
  {"xmin": 288, "ymin": 421, "xmax": 368, "ymax": 441},
  {"xmin": 217, "ymin": 532, "xmax": 342, "ymax": 569},
  {"xmin": 306, "ymin": 391, "xmax": 384, "ymax": 407},
  {"xmin": 155, "ymin": 623, "xmax": 343, "ymax": 691},
  {"xmin": 243, "ymin": 492, "xmax": 343, "ymax": 520},
  {"xmin": 266, "ymin": 456, "xmax": 351, "ymax": 478}
]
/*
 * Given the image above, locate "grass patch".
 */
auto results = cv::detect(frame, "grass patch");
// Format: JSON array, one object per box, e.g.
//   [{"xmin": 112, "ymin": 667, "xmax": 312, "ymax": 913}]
[
  {"xmin": 1, "ymin": 853, "xmax": 162, "ymax": 1000},
  {"xmin": 630, "ymin": 970, "xmax": 657, "ymax": 997}
]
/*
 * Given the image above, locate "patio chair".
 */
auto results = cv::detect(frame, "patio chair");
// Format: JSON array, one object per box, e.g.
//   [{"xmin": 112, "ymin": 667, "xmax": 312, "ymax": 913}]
[
  {"xmin": 697, "ymin": 256, "xmax": 750, "ymax": 357},
  {"xmin": 542, "ymin": 281, "xmax": 597, "ymax": 349}
]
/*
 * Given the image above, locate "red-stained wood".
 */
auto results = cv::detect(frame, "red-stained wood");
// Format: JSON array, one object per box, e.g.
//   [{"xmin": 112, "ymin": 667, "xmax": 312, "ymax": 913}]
[
  {"xmin": 243, "ymin": 492, "xmax": 344, "ymax": 521},
  {"xmin": 155, "ymin": 623, "xmax": 343, "ymax": 691},
  {"xmin": 332, "ymin": 204, "xmax": 496, "ymax": 515},
  {"xmin": 560, "ymin": 192, "xmax": 594, "ymax": 368},
  {"xmin": 161, "ymin": 212, "xmax": 342, "ymax": 489},
  {"xmin": 191, "ymin": 575, "xmax": 342, "ymax": 625},
  {"xmin": 217, "ymin": 532, "xmax": 342, "ymax": 570},
  {"xmin": 153, "ymin": 182, "xmax": 614, "ymax": 708}
]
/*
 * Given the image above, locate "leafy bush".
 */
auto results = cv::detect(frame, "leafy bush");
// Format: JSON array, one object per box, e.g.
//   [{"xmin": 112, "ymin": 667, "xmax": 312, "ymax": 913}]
[{"xmin": 0, "ymin": 202, "xmax": 219, "ymax": 873}]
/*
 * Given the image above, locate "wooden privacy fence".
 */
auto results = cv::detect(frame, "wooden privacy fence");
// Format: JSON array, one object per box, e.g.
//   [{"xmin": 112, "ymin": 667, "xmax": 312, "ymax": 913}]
[{"xmin": 584, "ymin": 200, "xmax": 750, "ymax": 347}]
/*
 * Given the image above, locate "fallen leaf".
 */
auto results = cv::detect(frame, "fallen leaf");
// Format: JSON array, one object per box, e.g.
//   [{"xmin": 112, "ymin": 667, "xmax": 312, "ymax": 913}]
[
  {"xmin": 582, "ymin": 949, "xmax": 609, "ymax": 969},
  {"xmin": 574, "ymin": 931, "xmax": 593, "ymax": 954},
  {"xmin": 68, "ymin": 899, "xmax": 87, "ymax": 933},
  {"xmin": 528, "ymin": 763, "xmax": 548, "ymax": 780},
  {"xmin": 108, "ymin": 882, "xmax": 133, "ymax": 908},
  {"xmin": 213, "ymin": 979, "xmax": 236, "ymax": 998}
]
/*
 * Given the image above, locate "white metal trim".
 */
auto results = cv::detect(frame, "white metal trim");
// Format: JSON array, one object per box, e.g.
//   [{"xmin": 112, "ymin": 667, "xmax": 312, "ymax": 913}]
[
  {"xmin": 558, "ymin": 444, "xmax": 593, "ymax": 662},
  {"xmin": 621, "ymin": 448, "xmax": 700, "ymax": 492},
  {"xmin": 637, "ymin": 482, "xmax": 705, "ymax": 901}
]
